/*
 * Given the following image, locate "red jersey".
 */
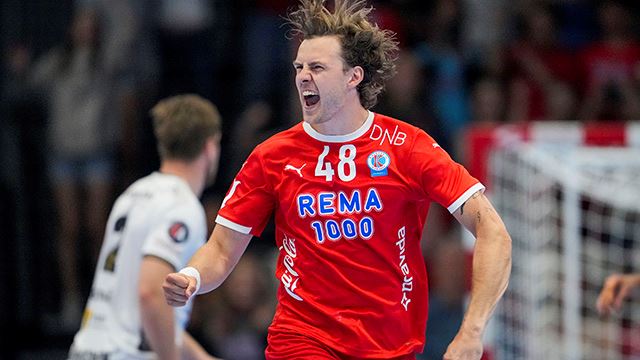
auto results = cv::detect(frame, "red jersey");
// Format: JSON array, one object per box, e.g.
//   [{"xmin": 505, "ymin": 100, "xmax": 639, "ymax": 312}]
[{"xmin": 216, "ymin": 111, "xmax": 484, "ymax": 358}]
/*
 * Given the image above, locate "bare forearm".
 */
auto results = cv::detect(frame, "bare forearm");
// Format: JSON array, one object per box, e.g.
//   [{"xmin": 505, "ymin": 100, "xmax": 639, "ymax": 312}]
[
  {"xmin": 140, "ymin": 293, "xmax": 179, "ymax": 360},
  {"xmin": 189, "ymin": 225, "xmax": 252, "ymax": 294},
  {"xmin": 446, "ymin": 192, "xmax": 511, "ymax": 358},
  {"xmin": 462, "ymin": 227, "xmax": 511, "ymax": 335},
  {"xmin": 189, "ymin": 240, "xmax": 236, "ymax": 293}
]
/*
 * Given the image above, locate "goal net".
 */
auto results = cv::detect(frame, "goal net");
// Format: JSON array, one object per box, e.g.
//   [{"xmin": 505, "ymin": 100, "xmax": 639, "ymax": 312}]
[{"xmin": 490, "ymin": 144, "xmax": 640, "ymax": 360}]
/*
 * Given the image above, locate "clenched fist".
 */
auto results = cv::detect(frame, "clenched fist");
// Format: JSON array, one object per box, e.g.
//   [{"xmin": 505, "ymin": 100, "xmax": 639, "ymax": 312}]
[{"xmin": 163, "ymin": 272, "xmax": 198, "ymax": 307}]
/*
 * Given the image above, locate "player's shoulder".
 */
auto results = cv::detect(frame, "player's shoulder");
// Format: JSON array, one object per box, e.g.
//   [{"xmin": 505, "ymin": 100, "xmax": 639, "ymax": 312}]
[{"xmin": 369, "ymin": 112, "xmax": 435, "ymax": 148}]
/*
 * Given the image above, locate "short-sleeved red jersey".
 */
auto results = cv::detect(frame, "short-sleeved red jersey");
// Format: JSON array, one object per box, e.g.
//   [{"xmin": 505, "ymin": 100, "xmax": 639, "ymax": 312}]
[{"xmin": 216, "ymin": 111, "xmax": 484, "ymax": 358}]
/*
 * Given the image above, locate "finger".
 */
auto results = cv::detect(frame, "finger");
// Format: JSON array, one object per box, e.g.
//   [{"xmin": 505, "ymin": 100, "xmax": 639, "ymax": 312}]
[
  {"xmin": 165, "ymin": 298, "xmax": 187, "ymax": 307},
  {"xmin": 163, "ymin": 286, "xmax": 189, "ymax": 299},
  {"xmin": 597, "ymin": 276, "xmax": 621, "ymax": 315},
  {"xmin": 166, "ymin": 273, "xmax": 190, "ymax": 289},
  {"xmin": 614, "ymin": 283, "xmax": 631, "ymax": 309},
  {"xmin": 162, "ymin": 286, "xmax": 189, "ymax": 303},
  {"xmin": 185, "ymin": 278, "xmax": 197, "ymax": 298},
  {"xmin": 162, "ymin": 284, "xmax": 190, "ymax": 301},
  {"xmin": 597, "ymin": 287, "xmax": 614, "ymax": 315}
]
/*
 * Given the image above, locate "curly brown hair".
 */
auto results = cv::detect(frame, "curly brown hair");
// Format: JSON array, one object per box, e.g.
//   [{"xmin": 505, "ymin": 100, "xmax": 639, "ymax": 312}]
[
  {"xmin": 286, "ymin": 0, "xmax": 398, "ymax": 109},
  {"xmin": 151, "ymin": 94, "xmax": 221, "ymax": 161}
]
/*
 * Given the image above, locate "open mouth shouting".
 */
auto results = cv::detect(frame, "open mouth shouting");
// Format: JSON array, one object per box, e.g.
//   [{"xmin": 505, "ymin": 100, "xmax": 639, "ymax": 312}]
[{"xmin": 302, "ymin": 90, "xmax": 320, "ymax": 109}]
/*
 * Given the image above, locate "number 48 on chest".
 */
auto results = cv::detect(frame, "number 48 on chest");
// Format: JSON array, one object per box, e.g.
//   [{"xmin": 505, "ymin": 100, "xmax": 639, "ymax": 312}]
[{"xmin": 315, "ymin": 145, "xmax": 356, "ymax": 182}]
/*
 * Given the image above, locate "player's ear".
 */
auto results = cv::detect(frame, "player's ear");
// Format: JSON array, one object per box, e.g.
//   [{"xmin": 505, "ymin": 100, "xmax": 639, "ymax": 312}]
[
  {"xmin": 205, "ymin": 135, "xmax": 221, "ymax": 159},
  {"xmin": 347, "ymin": 66, "xmax": 364, "ymax": 89}
]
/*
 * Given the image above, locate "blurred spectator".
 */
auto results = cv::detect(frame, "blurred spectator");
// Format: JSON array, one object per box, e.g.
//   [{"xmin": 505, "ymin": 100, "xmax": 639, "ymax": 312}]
[
  {"xmin": 239, "ymin": 0, "xmax": 296, "ymax": 124},
  {"xmin": 375, "ymin": 50, "xmax": 436, "ymax": 133},
  {"xmin": 505, "ymin": 4, "xmax": 578, "ymax": 122},
  {"xmin": 470, "ymin": 76, "xmax": 506, "ymax": 127},
  {"xmin": 228, "ymin": 101, "xmax": 274, "ymax": 173},
  {"xmin": 156, "ymin": 0, "xmax": 216, "ymax": 100},
  {"xmin": 546, "ymin": 82, "xmax": 578, "ymax": 121},
  {"xmin": 2, "ymin": 41, "xmax": 55, "ymax": 352},
  {"xmin": 95, "ymin": 0, "xmax": 160, "ymax": 184},
  {"xmin": 578, "ymin": 0, "xmax": 640, "ymax": 121},
  {"xmin": 28, "ymin": 4, "xmax": 120, "ymax": 330},
  {"xmin": 554, "ymin": 1, "xmax": 598, "ymax": 51},
  {"xmin": 414, "ymin": 0, "xmax": 469, "ymax": 157},
  {"xmin": 460, "ymin": 0, "xmax": 508, "ymax": 62}
]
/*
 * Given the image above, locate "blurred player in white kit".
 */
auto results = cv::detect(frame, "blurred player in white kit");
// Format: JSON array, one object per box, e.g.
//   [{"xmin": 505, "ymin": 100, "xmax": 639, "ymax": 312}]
[{"xmin": 68, "ymin": 94, "xmax": 222, "ymax": 360}]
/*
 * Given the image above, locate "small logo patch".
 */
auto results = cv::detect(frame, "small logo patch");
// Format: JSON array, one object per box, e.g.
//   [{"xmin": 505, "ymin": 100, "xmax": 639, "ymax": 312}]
[
  {"xmin": 168, "ymin": 222, "xmax": 189, "ymax": 243},
  {"xmin": 284, "ymin": 163, "xmax": 306, "ymax": 178},
  {"xmin": 367, "ymin": 150, "xmax": 390, "ymax": 177}
]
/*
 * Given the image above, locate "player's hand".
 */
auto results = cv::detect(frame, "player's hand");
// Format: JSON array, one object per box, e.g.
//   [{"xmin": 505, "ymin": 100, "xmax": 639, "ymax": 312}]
[
  {"xmin": 597, "ymin": 273, "xmax": 640, "ymax": 316},
  {"xmin": 162, "ymin": 272, "xmax": 197, "ymax": 307},
  {"xmin": 443, "ymin": 328, "xmax": 483, "ymax": 360}
]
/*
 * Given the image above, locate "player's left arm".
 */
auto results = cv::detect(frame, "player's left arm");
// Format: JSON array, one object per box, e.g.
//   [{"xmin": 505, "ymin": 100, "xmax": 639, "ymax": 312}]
[{"xmin": 445, "ymin": 190, "xmax": 512, "ymax": 359}]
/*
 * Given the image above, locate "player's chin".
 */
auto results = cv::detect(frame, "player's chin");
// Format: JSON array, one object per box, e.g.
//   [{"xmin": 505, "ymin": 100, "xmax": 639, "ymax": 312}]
[{"xmin": 302, "ymin": 108, "xmax": 321, "ymax": 123}]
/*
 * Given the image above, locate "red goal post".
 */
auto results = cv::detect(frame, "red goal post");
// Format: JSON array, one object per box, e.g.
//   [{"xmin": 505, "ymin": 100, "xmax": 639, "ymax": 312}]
[{"xmin": 463, "ymin": 121, "xmax": 640, "ymax": 188}]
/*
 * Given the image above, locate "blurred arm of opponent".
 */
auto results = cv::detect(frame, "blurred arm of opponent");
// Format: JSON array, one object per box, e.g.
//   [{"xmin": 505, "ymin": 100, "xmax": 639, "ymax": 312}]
[
  {"xmin": 181, "ymin": 331, "xmax": 221, "ymax": 360},
  {"xmin": 163, "ymin": 224, "xmax": 252, "ymax": 306},
  {"xmin": 444, "ymin": 191, "xmax": 512, "ymax": 360},
  {"xmin": 139, "ymin": 257, "xmax": 214, "ymax": 360},
  {"xmin": 597, "ymin": 273, "xmax": 640, "ymax": 316}
]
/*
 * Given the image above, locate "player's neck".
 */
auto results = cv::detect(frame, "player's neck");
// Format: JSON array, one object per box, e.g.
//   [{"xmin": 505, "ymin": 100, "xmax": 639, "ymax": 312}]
[
  {"xmin": 311, "ymin": 105, "xmax": 369, "ymax": 136},
  {"xmin": 159, "ymin": 159, "xmax": 206, "ymax": 197}
]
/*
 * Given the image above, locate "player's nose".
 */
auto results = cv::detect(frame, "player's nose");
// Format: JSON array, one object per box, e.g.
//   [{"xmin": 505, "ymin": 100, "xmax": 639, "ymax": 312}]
[{"xmin": 297, "ymin": 67, "xmax": 312, "ymax": 83}]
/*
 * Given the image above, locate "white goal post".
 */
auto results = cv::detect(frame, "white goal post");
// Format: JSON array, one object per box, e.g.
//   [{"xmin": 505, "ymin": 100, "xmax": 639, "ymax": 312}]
[{"xmin": 489, "ymin": 143, "xmax": 640, "ymax": 360}]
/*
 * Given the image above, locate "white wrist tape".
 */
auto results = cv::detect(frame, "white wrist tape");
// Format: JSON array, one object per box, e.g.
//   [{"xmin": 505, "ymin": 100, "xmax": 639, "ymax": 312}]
[{"xmin": 178, "ymin": 266, "xmax": 201, "ymax": 296}]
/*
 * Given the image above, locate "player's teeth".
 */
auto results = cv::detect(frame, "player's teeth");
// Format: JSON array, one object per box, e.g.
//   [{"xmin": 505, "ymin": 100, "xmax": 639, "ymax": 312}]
[{"xmin": 303, "ymin": 91, "xmax": 317, "ymax": 96}]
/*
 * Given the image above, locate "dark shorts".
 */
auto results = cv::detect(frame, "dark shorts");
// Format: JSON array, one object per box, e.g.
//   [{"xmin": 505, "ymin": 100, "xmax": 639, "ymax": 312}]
[
  {"xmin": 50, "ymin": 153, "xmax": 114, "ymax": 185},
  {"xmin": 265, "ymin": 330, "xmax": 416, "ymax": 360}
]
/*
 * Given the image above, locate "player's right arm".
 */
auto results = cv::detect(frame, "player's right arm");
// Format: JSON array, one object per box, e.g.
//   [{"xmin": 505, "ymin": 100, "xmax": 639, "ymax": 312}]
[
  {"xmin": 163, "ymin": 224, "xmax": 252, "ymax": 306},
  {"xmin": 597, "ymin": 273, "xmax": 640, "ymax": 316}
]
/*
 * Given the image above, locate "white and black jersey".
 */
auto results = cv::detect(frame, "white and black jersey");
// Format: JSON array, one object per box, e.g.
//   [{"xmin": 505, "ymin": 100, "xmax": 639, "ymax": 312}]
[{"xmin": 69, "ymin": 172, "xmax": 207, "ymax": 359}]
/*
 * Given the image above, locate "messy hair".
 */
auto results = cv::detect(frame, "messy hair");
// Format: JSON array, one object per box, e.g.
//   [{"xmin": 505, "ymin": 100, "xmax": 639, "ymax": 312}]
[
  {"xmin": 151, "ymin": 94, "xmax": 221, "ymax": 161},
  {"xmin": 286, "ymin": 0, "xmax": 398, "ymax": 109}
]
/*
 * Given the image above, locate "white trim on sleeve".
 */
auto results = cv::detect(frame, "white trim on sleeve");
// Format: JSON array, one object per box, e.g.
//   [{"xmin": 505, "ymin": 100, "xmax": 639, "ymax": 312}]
[
  {"xmin": 215, "ymin": 215, "xmax": 252, "ymax": 234},
  {"xmin": 446, "ymin": 183, "xmax": 486, "ymax": 214}
]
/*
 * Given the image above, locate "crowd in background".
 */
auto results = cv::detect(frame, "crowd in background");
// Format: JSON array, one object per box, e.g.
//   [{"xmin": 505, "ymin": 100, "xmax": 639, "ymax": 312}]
[{"xmin": 1, "ymin": 0, "xmax": 640, "ymax": 359}]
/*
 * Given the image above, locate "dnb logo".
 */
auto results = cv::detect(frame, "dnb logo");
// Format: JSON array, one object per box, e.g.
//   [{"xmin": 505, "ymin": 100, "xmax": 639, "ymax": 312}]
[
  {"xmin": 367, "ymin": 150, "xmax": 391, "ymax": 177},
  {"xmin": 168, "ymin": 222, "xmax": 189, "ymax": 243}
]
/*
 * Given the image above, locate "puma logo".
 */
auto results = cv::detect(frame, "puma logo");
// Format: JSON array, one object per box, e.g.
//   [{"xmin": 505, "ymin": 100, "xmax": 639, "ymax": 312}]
[{"xmin": 285, "ymin": 163, "xmax": 306, "ymax": 178}]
